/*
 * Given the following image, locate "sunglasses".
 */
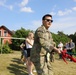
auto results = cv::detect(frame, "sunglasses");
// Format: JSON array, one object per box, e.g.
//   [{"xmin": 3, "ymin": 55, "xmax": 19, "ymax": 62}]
[{"xmin": 44, "ymin": 19, "xmax": 53, "ymax": 22}]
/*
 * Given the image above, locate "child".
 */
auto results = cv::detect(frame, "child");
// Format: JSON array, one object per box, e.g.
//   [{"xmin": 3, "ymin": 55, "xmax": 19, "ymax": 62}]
[{"xmin": 61, "ymin": 46, "xmax": 76, "ymax": 64}]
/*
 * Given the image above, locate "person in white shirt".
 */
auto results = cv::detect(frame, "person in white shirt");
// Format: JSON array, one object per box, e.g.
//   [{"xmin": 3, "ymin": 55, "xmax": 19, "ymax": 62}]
[
  {"xmin": 58, "ymin": 41, "xmax": 63, "ymax": 59},
  {"xmin": 25, "ymin": 32, "xmax": 34, "ymax": 75}
]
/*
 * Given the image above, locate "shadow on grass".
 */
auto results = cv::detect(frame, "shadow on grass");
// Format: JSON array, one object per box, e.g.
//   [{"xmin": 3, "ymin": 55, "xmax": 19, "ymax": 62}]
[{"xmin": 7, "ymin": 58, "xmax": 28, "ymax": 75}]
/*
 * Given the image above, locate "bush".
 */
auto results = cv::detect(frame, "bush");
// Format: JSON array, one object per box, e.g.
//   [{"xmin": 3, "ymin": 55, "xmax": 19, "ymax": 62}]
[{"xmin": 0, "ymin": 43, "xmax": 12, "ymax": 54}]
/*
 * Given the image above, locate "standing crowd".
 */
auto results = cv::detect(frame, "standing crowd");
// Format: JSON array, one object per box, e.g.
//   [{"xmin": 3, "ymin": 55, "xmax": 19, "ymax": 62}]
[
  {"xmin": 57, "ymin": 39, "xmax": 75, "ymax": 61},
  {"xmin": 20, "ymin": 32, "xmax": 34, "ymax": 75},
  {"xmin": 20, "ymin": 14, "xmax": 75, "ymax": 75}
]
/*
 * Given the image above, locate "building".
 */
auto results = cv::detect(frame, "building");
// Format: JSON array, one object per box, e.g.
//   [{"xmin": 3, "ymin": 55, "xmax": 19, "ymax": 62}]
[{"xmin": 0, "ymin": 25, "xmax": 13, "ymax": 44}]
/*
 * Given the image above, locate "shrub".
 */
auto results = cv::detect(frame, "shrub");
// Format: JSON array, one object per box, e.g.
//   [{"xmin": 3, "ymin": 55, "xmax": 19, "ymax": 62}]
[{"xmin": 0, "ymin": 42, "xmax": 12, "ymax": 54}]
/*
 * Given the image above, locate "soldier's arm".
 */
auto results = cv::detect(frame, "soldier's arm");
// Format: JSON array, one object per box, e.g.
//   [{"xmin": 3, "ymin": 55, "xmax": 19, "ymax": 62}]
[
  {"xmin": 36, "ymin": 29, "xmax": 61, "ymax": 54},
  {"xmin": 53, "ymin": 47, "xmax": 61, "ymax": 54},
  {"xmin": 36, "ymin": 30, "xmax": 54, "ymax": 52}
]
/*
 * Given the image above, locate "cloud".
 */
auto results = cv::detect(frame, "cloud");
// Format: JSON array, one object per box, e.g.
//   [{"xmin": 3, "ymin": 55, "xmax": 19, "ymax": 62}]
[
  {"xmin": 51, "ymin": 5, "xmax": 76, "ymax": 16},
  {"xmin": 32, "ymin": 20, "xmax": 41, "ymax": 26},
  {"xmin": 7, "ymin": 5, "xmax": 13, "ymax": 10},
  {"xmin": 25, "ymin": 20, "xmax": 41, "ymax": 30},
  {"xmin": 27, "ymin": 17, "xmax": 76, "ymax": 35},
  {"xmin": 49, "ymin": 12, "xmax": 56, "ymax": 16},
  {"xmin": 4, "ymin": 4, "xmax": 13, "ymax": 10},
  {"xmin": 73, "ymin": 0, "xmax": 76, "ymax": 2},
  {"xmin": 3, "ymin": 4, "xmax": 13, "ymax": 10},
  {"xmin": 19, "ymin": 0, "xmax": 34, "ymax": 13},
  {"xmin": 20, "ymin": 7, "xmax": 34, "ymax": 12},
  {"xmin": 72, "ymin": 7, "xmax": 76, "ymax": 11},
  {"xmin": 0, "ymin": 0, "xmax": 13, "ymax": 11},
  {"xmin": 57, "ymin": 9, "xmax": 72, "ymax": 16},
  {"xmin": 0, "ymin": 0, "xmax": 33, "ymax": 13},
  {"xmin": 0, "ymin": 0, "xmax": 6, "ymax": 6},
  {"xmin": 49, "ymin": 6, "xmax": 76, "ymax": 34},
  {"xmin": 50, "ymin": 16, "xmax": 76, "ymax": 34},
  {"xmin": 19, "ymin": 0, "xmax": 28, "ymax": 7}
]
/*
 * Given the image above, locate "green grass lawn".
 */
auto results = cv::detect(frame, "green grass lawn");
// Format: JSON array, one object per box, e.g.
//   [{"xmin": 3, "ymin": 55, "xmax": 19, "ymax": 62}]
[
  {"xmin": 0, "ymin": 51, "xmax": 28, "ymax": 75},
  {"xmin": 0, "ymin": 51, "xmax": 76, "ymax": 75}
]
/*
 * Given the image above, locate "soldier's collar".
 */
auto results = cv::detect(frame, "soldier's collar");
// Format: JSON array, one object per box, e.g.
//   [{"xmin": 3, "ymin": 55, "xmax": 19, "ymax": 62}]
[{"xmin": 42, "ymin": 25, "xmax": 49, "ymax": 32}]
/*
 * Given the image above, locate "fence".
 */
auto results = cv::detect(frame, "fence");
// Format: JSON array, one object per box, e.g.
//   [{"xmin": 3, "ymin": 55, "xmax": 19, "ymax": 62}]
[{"xmin": 0, "ymin": 37, "xmax": 25, "ymax": 54}]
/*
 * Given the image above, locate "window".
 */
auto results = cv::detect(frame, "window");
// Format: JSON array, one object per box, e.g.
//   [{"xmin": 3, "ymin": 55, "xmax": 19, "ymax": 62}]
[{"xmin": 4, "ymin": 30, "xmax": 8, "ymax": 36}]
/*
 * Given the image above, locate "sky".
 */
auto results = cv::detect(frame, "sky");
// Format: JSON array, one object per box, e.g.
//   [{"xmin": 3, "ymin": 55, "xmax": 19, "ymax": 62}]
[{"xmin": 0, "ymin": 0, "xmax": 76, "ymax": 35}]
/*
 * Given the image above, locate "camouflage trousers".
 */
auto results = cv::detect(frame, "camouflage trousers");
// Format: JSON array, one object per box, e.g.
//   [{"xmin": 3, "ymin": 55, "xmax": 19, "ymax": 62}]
[{"xmin": 33, "ymin": 55, "xmax": 54, "ymax": 75}]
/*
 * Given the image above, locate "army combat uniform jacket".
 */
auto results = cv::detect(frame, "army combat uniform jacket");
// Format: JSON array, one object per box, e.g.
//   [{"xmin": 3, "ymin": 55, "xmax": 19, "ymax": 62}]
[{"xmin": 30, "ymin": 25, "xmax": 55, "ymax": 75}]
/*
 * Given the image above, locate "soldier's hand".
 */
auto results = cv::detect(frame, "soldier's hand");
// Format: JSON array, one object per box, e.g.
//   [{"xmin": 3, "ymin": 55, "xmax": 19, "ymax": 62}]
[{"xmin": 54, "ymin": 47, "xmax": 61, "ymax": 54}]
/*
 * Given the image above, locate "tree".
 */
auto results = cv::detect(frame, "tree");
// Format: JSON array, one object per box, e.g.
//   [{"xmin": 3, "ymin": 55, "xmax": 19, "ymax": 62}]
[
  {"xmin": 10, "ymin": 27, "xmax": 33, "ymax": 50},
  {"xmin": 52, "ymin": 31, "xmax": 70, "ymax": 47}
]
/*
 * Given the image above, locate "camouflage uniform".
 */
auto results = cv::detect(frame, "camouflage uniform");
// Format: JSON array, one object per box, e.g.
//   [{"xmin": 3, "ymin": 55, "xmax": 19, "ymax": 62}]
[{"xmin": 30, "ymin": 25, "xmax": 55, "ymax": 75}]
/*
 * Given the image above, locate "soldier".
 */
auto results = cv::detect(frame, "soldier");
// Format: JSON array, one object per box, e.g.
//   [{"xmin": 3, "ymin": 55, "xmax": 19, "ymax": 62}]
[{"xmin": 30, "ymin": 14, "xmax": 61, "ymax": 75}]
